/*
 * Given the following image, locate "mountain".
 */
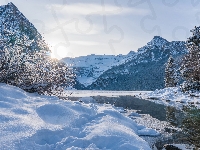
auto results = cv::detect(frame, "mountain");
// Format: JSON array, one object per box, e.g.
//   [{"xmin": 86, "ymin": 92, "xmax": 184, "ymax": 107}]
[
  {"xmin": 0, "ymin": 2, "xmax": 49, "ymax": 52},
  {"xmin": 61, "ymin": 52, "xmax": 136, "ymax": 87},
  {"xmin": 86, "ymin": 36, "xmax": 188, "ymax": 91}
]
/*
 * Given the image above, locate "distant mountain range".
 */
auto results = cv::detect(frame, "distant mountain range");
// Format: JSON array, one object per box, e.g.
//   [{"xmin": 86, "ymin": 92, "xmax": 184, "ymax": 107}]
[
  {"xmin": 61, "ymin": 52, "xmax": 136, "ymax": 87},
  {"xmin": 62, "ymin": 36, "xmax": 188, "ymax": 91}
]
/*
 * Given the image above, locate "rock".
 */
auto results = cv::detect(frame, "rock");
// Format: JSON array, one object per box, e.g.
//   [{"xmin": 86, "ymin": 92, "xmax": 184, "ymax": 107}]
[
  {"xmin": 148, "ymin": 97, "xmax": 160, "ymax": 100},
  {"xmin": 163, "ymin": 144, "xmax": 181, "ymax": 150}
]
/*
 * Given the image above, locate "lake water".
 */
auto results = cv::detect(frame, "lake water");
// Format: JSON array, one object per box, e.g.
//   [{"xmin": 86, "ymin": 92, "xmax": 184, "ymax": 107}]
[
  {"xmin": 69, "ymin": 95, "xmax": 199, "ymax": 149},
  {"xmin": 92, "ymin": 96, "xmax": 167, "ymax": 121}
]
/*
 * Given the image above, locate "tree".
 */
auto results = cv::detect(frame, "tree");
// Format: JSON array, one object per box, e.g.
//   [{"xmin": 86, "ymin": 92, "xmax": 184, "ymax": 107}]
[
  {"xmin": 0, "ymin": 2, "xmax": 75, "ymax": 97},
  {"xmin": 165, "ymin": 56, "xmax": 178, "ymax": 87},
  {"xmin": 180, "ymin": 26, "xmax": 200, "ymax": 91},
  {"xmin": 182, "ymin": 108, "xmax": 200, "ymax": 148},
  {"xmin": 0, "ymin": 27, "xmax": 74, "ymax": 97}
]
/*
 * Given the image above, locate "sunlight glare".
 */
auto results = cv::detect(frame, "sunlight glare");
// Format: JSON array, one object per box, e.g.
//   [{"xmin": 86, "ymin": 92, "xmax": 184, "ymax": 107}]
[{"xmin": 51, "ymin": 45, "xmax": 69, "ymax": 59}]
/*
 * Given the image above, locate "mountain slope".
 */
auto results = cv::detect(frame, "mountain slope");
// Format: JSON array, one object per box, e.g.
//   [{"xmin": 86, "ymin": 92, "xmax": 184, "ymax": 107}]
[
  {"xmin": 0, "ymin": 2, "xmax": 49, "ymax": 52},
  {"xmin": 87, "ymin": 36, "xmax": 188, "ymax": 91},
  {"xmin": 61, "ymin": 52, "xmax": 136, "ymax": 87}
]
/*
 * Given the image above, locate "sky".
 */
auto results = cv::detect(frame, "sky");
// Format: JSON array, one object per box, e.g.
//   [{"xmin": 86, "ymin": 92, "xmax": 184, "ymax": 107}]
[{"xmin": 0, "ymin": 0, "xmax": 199, "ymax": 59}]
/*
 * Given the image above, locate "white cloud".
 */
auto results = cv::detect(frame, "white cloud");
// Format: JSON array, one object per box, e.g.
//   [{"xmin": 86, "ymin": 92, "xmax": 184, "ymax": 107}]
[{"xmin": 47, "ymin": 3, "xmax": 149, "ymax": 16}]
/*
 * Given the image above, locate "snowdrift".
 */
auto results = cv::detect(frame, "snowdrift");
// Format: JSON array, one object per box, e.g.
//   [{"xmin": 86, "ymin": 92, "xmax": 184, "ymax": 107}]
[
  {"xmin": 0, "ymin": 83, "xmax": 152, "ymax": 150},
  {"xmin": 144, "ymin": 87, "xmax": 200, "ymax": 109}
]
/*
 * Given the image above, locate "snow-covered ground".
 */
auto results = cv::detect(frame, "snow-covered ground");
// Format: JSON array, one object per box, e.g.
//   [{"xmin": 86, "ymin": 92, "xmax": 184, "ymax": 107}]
[
  {"xmin": 142, "ymin": 87, "xmax": 200, "ymax": 109},
  {"xmin": 65, "ymin": 90, "xmax": 151, "ymax": 97},
  {"xmin": 0, "ymin": 83, "xmax": 158, "ymax": 150}
]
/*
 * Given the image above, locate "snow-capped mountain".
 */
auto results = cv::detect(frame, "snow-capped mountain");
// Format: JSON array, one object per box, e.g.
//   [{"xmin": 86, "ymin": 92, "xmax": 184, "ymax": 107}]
[
  {"xmin": 0, "ymin": 2, "xmax": 49, "ymax": 52},
  {"xmin": 61, "ymin": 52, "xmax": 136, "ymax": 87},
  {"xmin": 87, "ymin": 36, "xmax": 188, "ymax": 90}
]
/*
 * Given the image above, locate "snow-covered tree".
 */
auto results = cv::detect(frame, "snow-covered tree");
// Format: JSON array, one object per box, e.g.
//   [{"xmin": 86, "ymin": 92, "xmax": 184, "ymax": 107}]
[
  {"xmin": 0, "ymin": 28, "xmax": 74, "ymax": 97},
  {"xmin": 0, "ymin": 2, "xmax": 75, "ymax": 97},
  {"xmin": 165, "ymin": 56, "xmax": 178, "ymax": 87},
  {"xmin": 180, "ymin": 26, "xmax": 200, "ymax": 91}
]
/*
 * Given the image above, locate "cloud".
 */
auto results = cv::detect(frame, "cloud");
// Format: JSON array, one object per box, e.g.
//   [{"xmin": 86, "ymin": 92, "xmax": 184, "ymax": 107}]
[{"xmin": 47, "ymin": 3, "xmax": 149, "ymax": 16}]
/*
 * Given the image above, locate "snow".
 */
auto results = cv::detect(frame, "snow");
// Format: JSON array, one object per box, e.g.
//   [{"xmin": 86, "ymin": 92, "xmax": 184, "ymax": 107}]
[
  {"xmin": 0, "ymin": 83, "xmax": 154, "ymax": 149},
  {"xmin": 142, "ymin": 87, "xmax": 200, "ymax": 109},
  {"xmin": 147, "ymin": 36, "xmax": 169, "ymax": 48},
  {"xmin": 169, "ymin": 144, "xmax": 194, "ymax": 150},
  {"xmin": 137, "ymin": 128, "xmax": 160, "ymax": 136},
  {"xmin": 61, "ymin": 54, "xmax": 136, "ymax": 86},
  {"xmin": 65, "ymin": 90, "xmax": 150, "ymax": 97}
]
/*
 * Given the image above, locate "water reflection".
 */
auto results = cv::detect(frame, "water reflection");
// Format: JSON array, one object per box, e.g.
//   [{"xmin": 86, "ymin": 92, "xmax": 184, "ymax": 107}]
[
  {"xmin": 182, "ymin": 107, "xmax": 200, "ymax": 148},
  {"xmin": 165, "ymin": 106, "xmax": 200, "ymax": 149},
  {"xmin": 69, "ymin": 95, "xmax": 200, "ymax": 148},
  {"xmin": 166, "ymin": 106, "xmax": 185, "ymax": 127},
  {"xmin": 93, "ymin": 96, "xmax": 200, "ymax": 149},
  {"xmin": 92, "ymin": 96, "xmax": 167, "ymax": 121}
]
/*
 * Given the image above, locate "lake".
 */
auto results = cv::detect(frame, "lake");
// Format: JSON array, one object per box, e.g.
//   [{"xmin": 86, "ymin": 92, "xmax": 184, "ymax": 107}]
[{"xmin": 68, "ymin": 92, "xmax": 199, "ymax": 149}]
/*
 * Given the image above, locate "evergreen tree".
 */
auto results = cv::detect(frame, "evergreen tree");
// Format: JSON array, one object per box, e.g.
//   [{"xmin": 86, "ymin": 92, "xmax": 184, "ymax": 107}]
[
  {"xmin": 180, "ymin": 26, "xmax": 200, "ymax": 91},
  {"xmin": 165, "ymin": 56, "xmax": 178, "ymax": 87}
]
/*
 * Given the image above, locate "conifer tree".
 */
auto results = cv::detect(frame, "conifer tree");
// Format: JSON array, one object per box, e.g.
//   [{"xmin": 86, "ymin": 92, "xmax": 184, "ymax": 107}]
[
  {"xmin": 180, "ymin": 26, "xmax": 200, "ymax": 91},
  {"xmin": 165, "ymin": 56, "xmax": 178, "ymax": 87}
]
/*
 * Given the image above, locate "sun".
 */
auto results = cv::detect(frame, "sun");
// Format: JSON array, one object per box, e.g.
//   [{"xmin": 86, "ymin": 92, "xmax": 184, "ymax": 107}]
[{"xmin": 51, "ymin": 46, "xmax": 69, "ymax": 60}]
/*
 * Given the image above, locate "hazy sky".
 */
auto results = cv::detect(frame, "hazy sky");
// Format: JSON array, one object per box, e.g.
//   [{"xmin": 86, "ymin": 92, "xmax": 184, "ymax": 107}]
[{"xmin": 0, "ymin": 0, "xmax": 199, "ymax": 59}]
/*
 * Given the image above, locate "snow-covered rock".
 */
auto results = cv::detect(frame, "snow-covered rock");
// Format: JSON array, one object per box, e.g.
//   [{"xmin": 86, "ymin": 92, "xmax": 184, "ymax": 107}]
[
  {"xmin": 138, "ymin": 128, "xmax": 160, "ymax": 136},
  {"xmin": 143, "ymin": 87, "xmax": 200, "ymax": 109}
]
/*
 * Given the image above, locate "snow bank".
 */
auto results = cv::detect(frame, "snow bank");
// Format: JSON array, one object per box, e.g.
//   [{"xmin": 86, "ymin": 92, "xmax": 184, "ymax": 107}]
[
  {"xmin": 0, "ymin": 83, "xmax": 152, "ymax": 150},
  {"xmin": 143, "ymin": 87, "xmax": 200, "ymax": 109},
  {"xmin": 65, "ymin": 90, "xmax": 150, "ymax": 97}
]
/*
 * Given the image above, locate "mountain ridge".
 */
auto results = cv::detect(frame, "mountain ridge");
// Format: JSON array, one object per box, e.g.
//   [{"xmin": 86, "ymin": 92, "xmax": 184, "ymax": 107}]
[
  {"xmin": 62, "ymin": 36, "xmax": 177, "ymax": 87},
  {"xmin": 62, "ymin": 36, "xmax": 187, "ymax": 90},
  {"xmin": 61, "ymin": 52, "xmax": 136, "ymax": 86},
  {"xmin": 86, "ymin": 36, "xmax": 187, "ymax": 90}
]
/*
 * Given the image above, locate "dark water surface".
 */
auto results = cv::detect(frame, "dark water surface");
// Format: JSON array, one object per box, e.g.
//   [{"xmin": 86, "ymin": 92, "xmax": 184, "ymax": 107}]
[
  {"xmin": 69, "ymin": 95, "xmax": 200, "ymax": 149},
  {"xmin": 92, "ymin": 96, "xmax": 200, "ymax": 149},
  {"xmin": 92, "ymin": 96, "xmax": 167, "ymax": 121}
]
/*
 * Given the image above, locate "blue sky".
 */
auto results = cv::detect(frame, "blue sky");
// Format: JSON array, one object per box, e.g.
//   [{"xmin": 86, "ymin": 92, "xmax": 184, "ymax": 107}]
[{"xmin": 1, "ymin": 0, "xmax": 199, "ymax": 59}]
